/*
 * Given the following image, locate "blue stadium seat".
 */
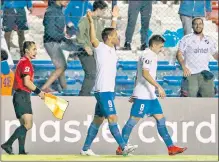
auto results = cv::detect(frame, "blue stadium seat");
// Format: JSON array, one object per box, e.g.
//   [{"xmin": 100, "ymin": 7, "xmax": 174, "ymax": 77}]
[
  {"xmin": 116, "ymin": 75, "xmax": 128, "ymax": 80},
  {"xmin": 116, "ymin": 79, "xmax": 135, "ymax": 85},
  {"xmin": 66, "ymin": 62, "xmax": 83, "ymax": 78},
  {"xmin": 66, "ymin": 78, "xmax": 81, "ymax": 91},
  {"xmin": 34, "ymin": 78, "xmax": 46, "ymax": 84},
  {"xmin": 163, "ymin": 76, "xmax": 182, "ymax": 96},
  {"xmin": 165, "ymin": 89, "xmax": 173, "ymax": 95},
  {"xmin": 209, "ymin": 65, "xmax": 218, "ymax": 79},
  {"xmin": 117, "ymin": 61, "xmax": 170, "ymax": 67},
  {"xmin": 157, "ymin": 65, "xmax": 177, "ymax": 79},
  {"xmin": 75, "ymin": 76, "xmax": 84, "ymax": 84},
  {"xmin": 34, "ymin": 64, "xmax": 55, "ymax": 77},
  {"xmin": 61, "ymin": 90, "xmax": 80, "ymax": 96},
  {"xmin": 66, "ymin": 79, "xmax": 76, "ymax": 84},
  {"xmin": 68, "ymin": 60, "xmax": 81, "ymax": 65},
  {"xmin": 121, "ymin": 65, "xmax": 137, "ymax": 70},
  {"xmin": 209, "ymin": 61, "xmax": 218, "ymax": 66},
  {"xmin": 118, "ymin": 61, "xmax": 137, "ymax": 66},
  {"xmin": 115, "ymin": 79, "xmax": 135, "ymax": 93},
  {"xmin": 209, "ymin": 65, "xmax": 218, "ymax": 71},
  {"xmin": 214, "ymin": 80, "xmax": 218, "ymax": 86},
  {"xmin": 157, "ymin": 65, "xmax": 177, "ymax": 71},
  {"xmin": 156, "ymin": 89, "xmax": 176, "ymax": 97},
  {"xmin": 34, "ymin": 64, "xmax": 55, "ymax": 70},
  {"xmin": 67, "ymin": 64, "xmax": 82, "ymax": 70},
  {"xmin": 163, "ymin": 76, "xmax": 182, "ymax": 81},
  {"xmin": 118, "ymin": 64, "xmax": 178, "ymax": 80},
  {"xmin": 166, "ymin": 94, "xmax": 179, "ymax": 97},
  {"xmin": 158, "ymin": 61, "xmax": 170, "ymax": 65},
  {"xmin": 32, "ymin": 60, "xmax": 53, "ymax": 64},
  {"xmin": 157, "ymin": 80, "xmax": 164, "ymax": 85},
  {"xmin": 119, "ymin": 65, "xmax": 137, "ymax": 79}
]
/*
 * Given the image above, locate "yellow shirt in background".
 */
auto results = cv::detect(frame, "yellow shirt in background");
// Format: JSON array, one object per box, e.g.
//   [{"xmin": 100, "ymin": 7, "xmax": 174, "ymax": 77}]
[{"xmin": 0, "ymin": 71, "xmax": 14, "ymax": 96}]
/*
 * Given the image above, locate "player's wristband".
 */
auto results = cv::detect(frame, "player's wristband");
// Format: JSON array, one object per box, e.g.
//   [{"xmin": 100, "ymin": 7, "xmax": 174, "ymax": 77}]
[{"xmin": 33, "ymin": 87, "xmax": 41, "ymax": 95}]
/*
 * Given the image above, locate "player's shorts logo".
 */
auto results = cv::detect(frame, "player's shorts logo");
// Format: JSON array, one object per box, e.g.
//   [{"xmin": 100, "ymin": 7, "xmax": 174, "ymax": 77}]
[
  {"xmin": 108, "ymin": 100, "xmax": 113, "ymax": 111},
  {"xmin": 139, "ymin": 104, "xmax": 144, "ymax": 115}
]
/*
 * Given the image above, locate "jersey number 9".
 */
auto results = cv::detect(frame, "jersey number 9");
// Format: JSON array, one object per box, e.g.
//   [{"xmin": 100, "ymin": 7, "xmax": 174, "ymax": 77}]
[{"xmin": 108, "ymin": 100, "xmax": 113, "ymax": 108}]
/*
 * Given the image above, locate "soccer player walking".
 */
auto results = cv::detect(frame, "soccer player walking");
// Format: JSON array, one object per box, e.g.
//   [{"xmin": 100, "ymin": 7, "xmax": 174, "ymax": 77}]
[
  {"xmin": 1, "ymin": 41, "xmax": 45, "ymax": 154},
  {"xmin": 80, "ymin": 11, "xmax": 137, "ymax": 156},
  {"xmin": 116, "ymin": 35, "xmax": 187, "ymax": 155}
]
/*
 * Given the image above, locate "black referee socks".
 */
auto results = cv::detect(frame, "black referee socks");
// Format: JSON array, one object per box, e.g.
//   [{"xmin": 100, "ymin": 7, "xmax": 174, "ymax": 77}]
[
  {"xmin": 5, "ymin": 125, "xmax": 27, "ymax": 147},
  {"xmin": 18, "ymin": 129, "xmax": 27, "ymax": 154}
]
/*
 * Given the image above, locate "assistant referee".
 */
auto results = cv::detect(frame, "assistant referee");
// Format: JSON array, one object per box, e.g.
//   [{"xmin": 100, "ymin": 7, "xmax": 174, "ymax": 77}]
[{"xmin": 1, "ymin": 41, "xmax": 45, "ymax": 155}]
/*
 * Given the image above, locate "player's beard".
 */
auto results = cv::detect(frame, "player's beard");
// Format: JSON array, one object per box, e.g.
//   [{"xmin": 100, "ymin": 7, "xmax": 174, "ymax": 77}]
[{"xmin": 194, "ymin": 28, "xmax": 203, "ymax": 35}]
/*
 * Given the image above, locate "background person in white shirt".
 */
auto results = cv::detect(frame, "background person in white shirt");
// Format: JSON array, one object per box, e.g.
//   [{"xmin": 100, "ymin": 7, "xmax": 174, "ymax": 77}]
[
  {"xmin": 116, "ymin": 35, "xmax": 187, "ymax": 156},
  {"xmin": 176, "ymin": 17, "xmax": 218, "ymax": 97},
  {"xmin": 80, "ymin": 11, "xmax": 137, "ymax": 157}
]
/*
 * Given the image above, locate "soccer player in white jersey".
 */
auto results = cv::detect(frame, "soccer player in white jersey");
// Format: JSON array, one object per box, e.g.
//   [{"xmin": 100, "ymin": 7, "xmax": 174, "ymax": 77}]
[
  {"xmin": 177, "ymin": 17, "xmax": 218, "ymax": 97},
  {"xmin": 80, "ymin": 11, "xmax": 138, "ymax": 156},
  {"xmin": 116, "ymin": 35, "xmax": 187, "ymax": 156}
]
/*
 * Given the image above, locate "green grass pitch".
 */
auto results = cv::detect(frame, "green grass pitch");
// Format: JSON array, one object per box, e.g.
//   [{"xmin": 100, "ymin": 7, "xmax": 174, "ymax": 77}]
[{"xmin": 1, "ymin": 155, "xmax": 218, "ymax": 161}]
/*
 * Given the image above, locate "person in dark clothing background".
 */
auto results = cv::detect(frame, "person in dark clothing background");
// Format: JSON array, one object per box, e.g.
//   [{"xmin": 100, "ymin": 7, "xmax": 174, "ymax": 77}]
[
  {"xmin": 42, "ymin": 0, "xmax": 79, "ymax": 92},
  {"xmin": 1, "ymin": 0, "xmax": 33, "ymax": 57},
  {"xmin": 123, "ymin": 1, "xmax": 152, "ymax": 51},
  {"xmin": 48, "ymin": 0, "xmax": 55, "ymax": 6}
]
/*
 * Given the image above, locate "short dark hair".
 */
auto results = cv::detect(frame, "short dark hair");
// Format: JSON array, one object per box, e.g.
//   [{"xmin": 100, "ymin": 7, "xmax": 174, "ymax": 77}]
[
  {"xmin": 1, "ymin": 49, "xmax": 8, "ymax": 61},
  {"xmin": 102, "ymin": 27, "xmax": 115, "ymax": 42},
  {"xmin": 192, "ymin": 17, "xmax": 204, "ymax": 26},
  {"xmin": 48, "ymin": 0, "xmax": 55, "ymax": 6},
  {"xmin": 93, "ymin": 0, "xmax": 108, "ymax": 11},
  {"xmin": 149, "ymin": 35, "xmax": 166, "ymax": 47},
  {"xmin": 23, "ymin": 41, "xmax": 36, "ymax": 54}
]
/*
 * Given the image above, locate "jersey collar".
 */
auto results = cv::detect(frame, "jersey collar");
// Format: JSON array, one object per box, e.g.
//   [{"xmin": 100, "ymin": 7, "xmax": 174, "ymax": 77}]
[
  {"xmin": 23, "ymin": 56, "xmax": 31, "ymax": 63},
  {"xmin": 192, "ymin": 32, "xmax": 207, "ymax": 42}
]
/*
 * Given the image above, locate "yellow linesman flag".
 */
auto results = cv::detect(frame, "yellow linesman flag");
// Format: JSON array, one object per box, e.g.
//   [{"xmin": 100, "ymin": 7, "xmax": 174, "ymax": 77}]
[{"xmin": 44, "ymin": 93, "xmax": 69, "ymax": 120}]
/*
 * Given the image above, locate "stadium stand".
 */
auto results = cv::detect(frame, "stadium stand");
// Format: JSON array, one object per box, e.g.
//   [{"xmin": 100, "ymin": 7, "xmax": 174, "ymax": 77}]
[
  {"xmin": 210, "ymin": 1, "xmax": 218, "ymax": 27},
  {"xmin": 3, "ymin": 1, "xmax": 219, "ymax": 97}
]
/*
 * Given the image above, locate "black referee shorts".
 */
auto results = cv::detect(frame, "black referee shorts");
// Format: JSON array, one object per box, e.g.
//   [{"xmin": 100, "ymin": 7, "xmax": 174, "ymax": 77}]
[{"xmin": 13, "ymin": 90, "xmax": 32, "ymax": 119}]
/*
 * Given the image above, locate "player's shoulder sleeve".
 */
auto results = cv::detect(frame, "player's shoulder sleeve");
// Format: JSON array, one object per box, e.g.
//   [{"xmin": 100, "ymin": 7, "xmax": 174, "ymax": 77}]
[
  {"xmin": 94, "ymin": 42, "xmax": 104, "ymax": 51},
  {"xmin": 206, "ymin": 36, "xmax": 218, "ymax": 55},
  {"xmin": 140, "ymin": 54, "xmax": 153, "ymax": 70},
  {"xmin": 178, "ymin": 34, "xmax": 192, "ymax": 53},
  {"xmin": 20, "ymin": 60, "xmax": 32, "ymax": 76}
]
